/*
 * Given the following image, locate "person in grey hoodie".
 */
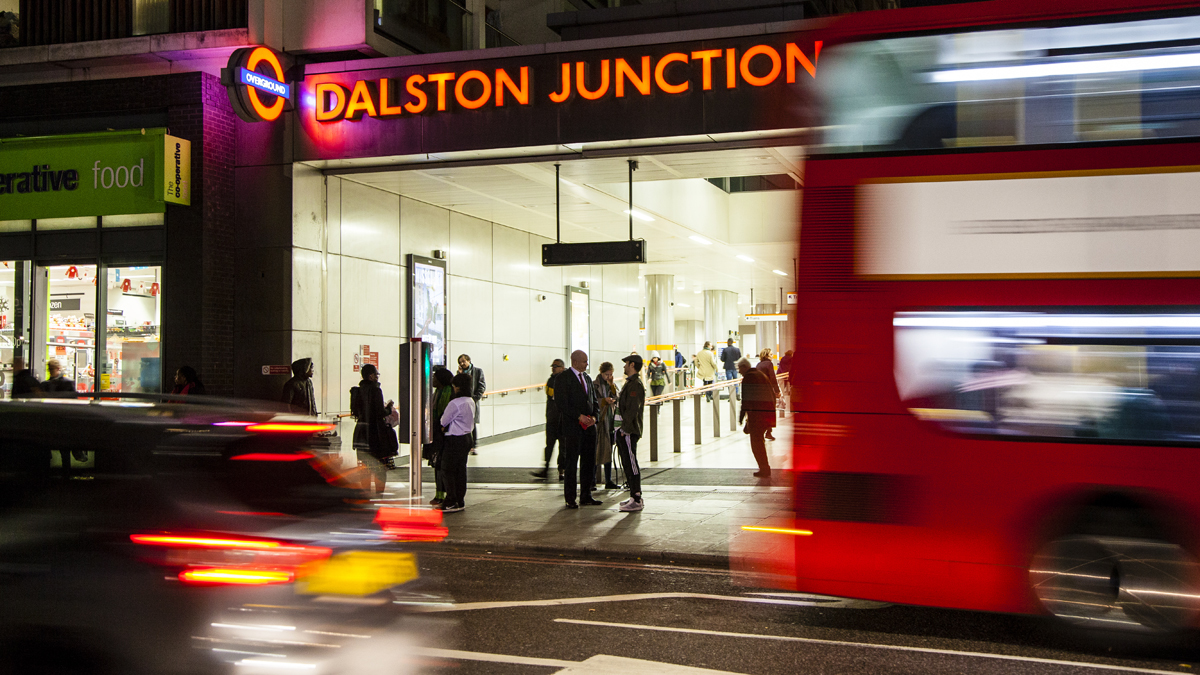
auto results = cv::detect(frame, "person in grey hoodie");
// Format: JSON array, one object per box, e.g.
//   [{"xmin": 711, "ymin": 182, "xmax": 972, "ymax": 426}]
[{"xmin": 281, "ymin": 357, "xmax": 317, "ymax": 415}]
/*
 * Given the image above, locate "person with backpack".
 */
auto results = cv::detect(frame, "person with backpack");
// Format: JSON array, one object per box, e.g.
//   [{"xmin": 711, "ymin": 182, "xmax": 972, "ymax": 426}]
[
  {"xmin": 437, "ymin": 372, "xmax": 476, "ymax": 513},
  {"xmin": 350, "ymin": 364, "xmax": 398, "ymax": 493}
]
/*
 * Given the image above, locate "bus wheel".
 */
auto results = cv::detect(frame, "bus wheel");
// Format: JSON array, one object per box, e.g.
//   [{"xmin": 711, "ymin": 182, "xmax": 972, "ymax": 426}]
[{"xmin": 1030, "ymin": 534, "xmax": 1200, "ymax": 631}]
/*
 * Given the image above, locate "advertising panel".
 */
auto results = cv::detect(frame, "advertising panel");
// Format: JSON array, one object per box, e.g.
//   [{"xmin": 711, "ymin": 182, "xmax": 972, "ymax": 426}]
[
  {"xmin": 567, "ymin": 286, "xmax": 590, "ymax": 357},
  {"xmin": 407, "ymin": 255, "xmax": 447, "ymax": 367},
  {"xmin": 0, "ymin": 128, "xmax": 190, "ymax": 220}
]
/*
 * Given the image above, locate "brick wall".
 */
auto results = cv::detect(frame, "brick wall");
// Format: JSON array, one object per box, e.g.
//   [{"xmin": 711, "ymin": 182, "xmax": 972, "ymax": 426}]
[{"xmin": 0, "ymin": 72, "xmax": 238, "ymax": 396}]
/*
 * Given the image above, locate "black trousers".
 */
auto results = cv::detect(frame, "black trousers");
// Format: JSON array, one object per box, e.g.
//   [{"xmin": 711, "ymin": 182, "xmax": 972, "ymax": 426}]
[
  {"xmin": 560, "ymin": 425, "xmax": 597, "ymax": 504},
  {"xmin": 544, "ymin": 416, "xmax": 563, "ymax": 471},
  {"xmin": 617, "ymin": 430, "xmax": 642, "ymax": 501},
  {"xmin": 439, "ymin": 434, "xmax": 472, "ymax": 507}
]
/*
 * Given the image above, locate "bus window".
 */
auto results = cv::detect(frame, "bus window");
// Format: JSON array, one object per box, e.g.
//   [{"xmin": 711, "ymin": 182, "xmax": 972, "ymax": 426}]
[
  {"xmin": 895, "ymin": 311, "xmax": 1200, "ymax": 443},
  {"xmin": 819, "ymin": 15, "xmax": 1200, "ymax": 153}
]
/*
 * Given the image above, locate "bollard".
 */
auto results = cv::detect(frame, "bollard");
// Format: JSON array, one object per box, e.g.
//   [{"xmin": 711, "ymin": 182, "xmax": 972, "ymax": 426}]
[
  {"xmin": 672, "ymin": 398, "xmax": 682, "ymax": 454},
  {"xmin": 729, "ymin": 388, "xmax": 737, "ymax": 432},
  {"xmin": 712, "ymin": 390, "xmax": 721, "ymax": 438},
  {"xmin": 693, "ymin": 394, "xmax": 702, "ymax": 445},
  {"xmin": 649, "ymin": 403, "xmax": 660, "ymax": 462}
]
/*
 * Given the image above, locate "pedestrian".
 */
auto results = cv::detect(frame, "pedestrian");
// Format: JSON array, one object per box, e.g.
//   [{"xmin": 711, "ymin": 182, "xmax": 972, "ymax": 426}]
[
  {"xmin": 593, "ymin": 362, "xmax": 619, "ymax": 490},
  {"xmin": 756, "ymin": 348, "xmax": 781, "ymax": 440},
  {"xmin": 778, "ymin": 349, "xmax": 794, "ymax": 396},
  {"xmin": 437, "ymin": 372, "xmax": 476, "ymax": 513},
  {"xmin": 350, "ymin": 364, "xmax": 398, "ymax": 493},
  {"xmin": 11, "ymin": 356, "xmax": 41, "ymax": 398},
  {"xmin": 647, "ymin": 354, "xmax": 667, "ymax": 397},
  {"xmin": 172, "ymin": 365, "xmax": 206, "ymax": 395},
  {"xmin": 281, "ymin": 358, "xmax": 317, "ymax": 415},
  {"xmin": 674, "ymin": 347, "xmax": 686, "ymax": 388},
  {"xmin": 737, "ymin": 358, "xmax": 774, "ymax": 478},
  {"xmin": 43, "ymin": 359, "xmax": 76, "ymax": 396},
  {"xmin": 721, "ymin": 338, "xmax": 742, "ymax": 398},
  {"xmin": 616, "ymin": 354, "xmax": 647, "ymax": 512},
  {"xmin": 457, "ymin": 354, "xmax": 486, "ymax": 454},
  {"xmin": 554, "ymin": 349, "xmax": 602, "ymax": 508},
  {"xmin": 426, "ymin": 367, "xmax": 455, "ymax": 507},
  {"xmin": 694, "ymin": 341, "xmax": 717, "ymax": 401},
  {"xmin": 532, "ymin": 358, "xmax": 566, "ymax": 480}
]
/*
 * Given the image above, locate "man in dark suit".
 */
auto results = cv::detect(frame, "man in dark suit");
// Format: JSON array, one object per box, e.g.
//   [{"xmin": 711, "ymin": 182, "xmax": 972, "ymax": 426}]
[{"xmin": 554, "ymin": 349, "xmax": 602, "ymax": 508}]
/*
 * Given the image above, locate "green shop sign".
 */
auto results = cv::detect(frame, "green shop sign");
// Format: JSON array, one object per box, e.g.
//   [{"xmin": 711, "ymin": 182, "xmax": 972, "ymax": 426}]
[{"xmin": 0, "ymin": 128, "xmax": 191, "ymax": 221}]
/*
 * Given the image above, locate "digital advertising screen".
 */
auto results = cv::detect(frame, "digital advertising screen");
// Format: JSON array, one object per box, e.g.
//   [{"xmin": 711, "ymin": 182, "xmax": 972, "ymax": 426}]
[{"xmin": 407, "ymin": 255, "xmax": 447, "ymax": 367}]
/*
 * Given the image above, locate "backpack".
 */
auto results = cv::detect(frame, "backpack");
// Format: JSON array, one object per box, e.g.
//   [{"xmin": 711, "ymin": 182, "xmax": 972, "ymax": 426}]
[{"xmin": 349, "ymin": 386, "xmax": 362, "ymax": 420}]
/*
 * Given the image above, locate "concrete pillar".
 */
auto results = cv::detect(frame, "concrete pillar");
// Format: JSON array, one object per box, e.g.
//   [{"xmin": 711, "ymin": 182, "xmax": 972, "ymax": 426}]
[
  {"xmin": 755, "ymin": 303, "xmax": 778, "ymax": 356},
  {"xmin": 645, "ymin": 274, "xmax": 674, "ymax": 365},
  {"xmin": 703, "ymin": 290, "xmax": 738, "ymax": 347}
]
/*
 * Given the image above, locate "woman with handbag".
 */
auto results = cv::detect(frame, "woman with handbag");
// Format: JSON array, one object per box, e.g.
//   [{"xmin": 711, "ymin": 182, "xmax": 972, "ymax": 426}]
[
  {"xmin": 437, "ymin": 373, "xmax": 476, "ymax": 513},
  {"xmin": 350, "ymin": 364, "xmax": 398, "ymax": 493}
]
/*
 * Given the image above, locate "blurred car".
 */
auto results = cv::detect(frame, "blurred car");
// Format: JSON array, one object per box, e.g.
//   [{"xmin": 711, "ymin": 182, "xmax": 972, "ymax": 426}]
[{"xmin": 0, "ymin": 394, "xmax": 446, "ymax": 675}]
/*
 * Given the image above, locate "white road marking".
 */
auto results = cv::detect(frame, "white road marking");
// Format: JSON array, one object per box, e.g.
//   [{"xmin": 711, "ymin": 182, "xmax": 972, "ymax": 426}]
[
  {"xmin": 411, "ymin": 649, "xmax": 746, "ymax": 674},
  {"xmin": 554, "ymin": 619, "xmax": 1187, "ymax": 674},
  {"xmin": 418, "ymin": 592, "xmax": 880, "ymax": 613}
]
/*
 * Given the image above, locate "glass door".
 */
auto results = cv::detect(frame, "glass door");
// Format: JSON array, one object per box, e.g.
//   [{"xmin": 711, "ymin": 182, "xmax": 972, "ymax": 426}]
[
  {"xmin": 102, "ymin": 265, "xmax": 162, "ymax": 393},
  {"xmin": 0, "ymin": 261, "xmax": 31, "ymax": 398},
  {"xmin": 42, "ymin": 264, "xmax": 98, "ymax": 393}
]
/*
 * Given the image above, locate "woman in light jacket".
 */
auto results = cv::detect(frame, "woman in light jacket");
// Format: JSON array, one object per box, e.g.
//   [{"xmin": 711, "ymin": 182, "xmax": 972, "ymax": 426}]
[
  {"xmin": 593, "ymin": 362, "xmax": 619, "ymax": 490},
  {"xmin": 694, "ymin": 341, "xmax": 718, "ymax": 401},
  {"xmin": 437, "ymin": 372, "xmax": 476, "ymax": 513}
]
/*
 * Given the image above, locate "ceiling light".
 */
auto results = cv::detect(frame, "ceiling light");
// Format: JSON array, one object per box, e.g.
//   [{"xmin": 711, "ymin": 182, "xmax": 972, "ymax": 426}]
[
  {"xmin": 677, "ymin": 303, "xmax": 690, "ymax": 308},
  {"xmin": 689, "ymin": 235, "xmax": 712, "ymax": 245},
  {"xmin": 559, "ymin": 178, "xmax": 577, "ymax": 187},
  {"xmin": 929, "ymin": 52, "xmax": 1200, "ymax": 83},
  {"xmin": 772, "ymin": 269, "xmax": 788, "ymax": 277},
  {"xmin": 624, "ymin": 209, "xmax": 655, "ymax": 222},
  {"xmin": 693, "ymin": 289, "xmax": 702, "ymax": 294},
  {"xmin": 737, "ymin": 255, "xmax": 754, "ymax": 262}
]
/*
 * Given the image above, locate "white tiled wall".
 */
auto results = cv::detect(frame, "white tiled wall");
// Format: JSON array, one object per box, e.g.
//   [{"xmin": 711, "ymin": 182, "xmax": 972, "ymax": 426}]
[{"xmin": 292, "ymin": 173, "xmax": 643, "ymax": 441}]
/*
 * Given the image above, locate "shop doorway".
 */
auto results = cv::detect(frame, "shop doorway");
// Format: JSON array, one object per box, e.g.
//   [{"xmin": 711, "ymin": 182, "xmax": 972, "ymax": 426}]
[{"xmin": 34, "ymin": 263, "xmax": 163, "ymax": 395}]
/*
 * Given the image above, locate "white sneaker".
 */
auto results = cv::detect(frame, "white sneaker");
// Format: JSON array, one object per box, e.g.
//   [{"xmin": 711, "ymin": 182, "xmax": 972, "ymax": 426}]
[{"xmin": 619, "ymin": 499, "xmax": 643, "ymax": 512}]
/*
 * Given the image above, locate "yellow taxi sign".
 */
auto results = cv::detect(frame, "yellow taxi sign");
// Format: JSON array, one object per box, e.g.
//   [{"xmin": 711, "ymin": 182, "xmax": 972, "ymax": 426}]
[{"xmin": 296, "ymin": 551, "xmax": 418, "ymax": 597}]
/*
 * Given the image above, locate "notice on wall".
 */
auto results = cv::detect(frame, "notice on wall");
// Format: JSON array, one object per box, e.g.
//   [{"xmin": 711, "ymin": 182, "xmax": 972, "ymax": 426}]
[
  {"xmin": 786, "ymin": 293, "xmax": 798, "ymax": 305},
  {"xmin": 261, "ymin": 365, "xmax": 291, "ymax": 375},
  {"xmin": 353, "ymin": 345, "xmax": 379, "ymax": 373}
]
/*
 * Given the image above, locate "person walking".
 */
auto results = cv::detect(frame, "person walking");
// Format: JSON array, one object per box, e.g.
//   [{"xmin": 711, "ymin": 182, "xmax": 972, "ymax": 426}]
[
  {"xmin": 616, "ymin": 354, "xmax": 647, "ymax": 512},
  {"xmin": 350, "ymin": 364, "xmax": 398, "ymax": 493},
  {"xmin": 437, "ymin": 372, "xmax": 476, "ymax": 513},
  {"xmin": 674, "ymin": 347, "xmax": 686, "ymax": 388},
  {"xmin": 532, "ymin": 359, "xmax": 566, "ymax": 480},
  {"xmin": 43, "ymin": 359, "xmax": 76, "ymax": 396},
  {"xmin": 647, "ymin": 354, "xmax": 667, "ymax": 397},
  {"xmin": 722, "ymin": 338, "xmax": 742, "ymax": 398},
  {"xmin": 554, "ymin": 349, "xmax": 601, "ymax": 508},
  {"xmin": 593, "ymin": 362, "xmax": 619, "ymax": 490},
  {"xmin": 778, "ymin": 349, "xmax": 794, "ymax": 397},
  {"xmin": 694, "ymin": 341, "xmax": 717, "ymax": 401},
  {"xmin": 172, "ymin": 366, "xmax": 206, "ymax": 395},
  {"xmin": 738, "ymin": 358, "xmax": 775, "ymax": 478},
  {"xmin": 11, "ymin": 356, "xmax": 41, "ymax": 398},
  {"xmin": 282, "ymin": 358, "xmax": 317, "ymax": 415},
  {"xmin": 457, "ymin": 354, "xmax": 486, "ymax": 454},
  {"xmin": 425, "ymin": 367, "xmax": 455, "ymax": 507},
  {"xmin": 756, "ymin": 348, "xmax": 781, "ymax": 441}
]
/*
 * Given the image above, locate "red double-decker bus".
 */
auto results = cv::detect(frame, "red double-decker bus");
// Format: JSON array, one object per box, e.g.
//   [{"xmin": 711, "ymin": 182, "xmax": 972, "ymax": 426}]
[{"xmin": 779, "ymin": 0, "xmax": 1200, "ymax": 630}]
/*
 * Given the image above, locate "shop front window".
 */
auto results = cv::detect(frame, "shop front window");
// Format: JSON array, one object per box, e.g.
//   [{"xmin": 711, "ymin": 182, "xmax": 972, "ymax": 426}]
[
  {"xmin": 103, "ymin": 266, "xmax": 162, "ymax": 393},
  {"xmin": 1, "ymin": 261, "xmax": 31, "ymax": 397},
  {"xmin": 45, "ymin": 264, "xmax": 98, "ymax": 393}
]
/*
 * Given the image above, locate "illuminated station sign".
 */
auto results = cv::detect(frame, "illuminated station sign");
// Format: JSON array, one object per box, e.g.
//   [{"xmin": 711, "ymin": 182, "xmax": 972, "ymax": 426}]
[
  {"xmin": 294, "ymin": 34, "xmax": 824, "ymax": 161},
  {"xmin": 222, "ymin": 47, "xmax": 292, "ymax": 123}
]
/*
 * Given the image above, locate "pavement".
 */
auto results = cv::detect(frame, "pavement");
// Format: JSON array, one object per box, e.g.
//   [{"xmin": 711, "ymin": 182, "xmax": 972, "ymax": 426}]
[{"xmin": 387, "ymin": 473, "xmax": 793, "ymax": 567}]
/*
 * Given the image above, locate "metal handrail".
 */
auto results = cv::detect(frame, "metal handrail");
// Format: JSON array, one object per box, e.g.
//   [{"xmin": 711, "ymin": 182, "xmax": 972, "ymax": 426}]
[{"xmin": 647, "ymin": 372, "xmax": 788, "ymax": 404}]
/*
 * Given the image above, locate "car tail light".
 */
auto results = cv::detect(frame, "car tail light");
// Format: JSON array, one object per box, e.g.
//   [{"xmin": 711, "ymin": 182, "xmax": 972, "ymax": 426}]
[
  {"xmin": 374, "ymin": 507, "xmax": 448, "ymax": 542},
  {"xmin": 131, "ymin": 533, "xmax": 331, "ymax": 586},
  {"xmin": 229, "ymin": 452, "xmax": 314, "ymax": 462},
  {"xmin": 245, "ymin": 423, "xmax": 335, "ymax": 434}
]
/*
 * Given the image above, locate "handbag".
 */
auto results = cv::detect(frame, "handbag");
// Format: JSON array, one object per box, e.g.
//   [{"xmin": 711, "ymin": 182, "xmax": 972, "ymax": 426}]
[{"xmin": 384, "ymin": 408, "xmax": 400, "ymax": 428}]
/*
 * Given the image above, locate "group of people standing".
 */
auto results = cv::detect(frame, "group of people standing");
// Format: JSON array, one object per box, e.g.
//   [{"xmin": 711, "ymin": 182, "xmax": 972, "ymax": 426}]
[{"xmin": 535, "ymin": 350, "xmax": 647, "ymax": 512}]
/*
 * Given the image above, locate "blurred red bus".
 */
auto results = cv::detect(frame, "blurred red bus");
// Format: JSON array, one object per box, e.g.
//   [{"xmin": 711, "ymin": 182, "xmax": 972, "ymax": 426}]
[{"xmin": 786, "ymin": 0, "xmax": 1200, "ymax": 630}]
